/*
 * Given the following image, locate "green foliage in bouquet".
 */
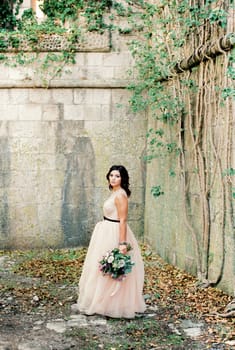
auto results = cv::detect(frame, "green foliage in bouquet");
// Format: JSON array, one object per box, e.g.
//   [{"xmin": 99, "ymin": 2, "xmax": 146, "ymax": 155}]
[{"xmin": 99, "ymin": 248, "xmax": 135, "ymax": 281}]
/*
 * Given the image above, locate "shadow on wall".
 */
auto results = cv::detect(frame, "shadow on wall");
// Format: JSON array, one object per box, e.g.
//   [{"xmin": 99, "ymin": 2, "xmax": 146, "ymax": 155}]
[
  {"xmin": 0, "ymin": 136, "xmax": 11, "ymax": 248},
  {"xmin": 61, "ymin": 136, "xmax": 95, "ymax": 247}
]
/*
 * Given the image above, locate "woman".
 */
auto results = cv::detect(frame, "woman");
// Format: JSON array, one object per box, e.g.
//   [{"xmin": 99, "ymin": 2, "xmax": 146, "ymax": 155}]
[{"xmin": 76, "ymin": 165, "xmax": 146, "ymax": 318}]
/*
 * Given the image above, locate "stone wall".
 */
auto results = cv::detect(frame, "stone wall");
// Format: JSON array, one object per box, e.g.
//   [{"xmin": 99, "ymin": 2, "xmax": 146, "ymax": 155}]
[
  {"xmin": 0, "ymin": 30, "xmax": 147, "ymax": 249},
  {"xmin": 144, "ymin": 57, "xmax": 235, "ymax": 296}
]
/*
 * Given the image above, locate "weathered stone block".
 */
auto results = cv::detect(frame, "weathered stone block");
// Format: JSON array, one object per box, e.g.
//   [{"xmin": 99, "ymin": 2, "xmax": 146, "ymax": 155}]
[
  {"xmin": 86, "ymin": 53, "xmax": 103, "ymax": 66},
  {"xmin": 36, "ymin": 154, "xmax": 57, "ymax": 170},
  {"xmin": 85, "ymin": 66, "xmax": 114, "ymax": 81},
  {"xmin": 8, "ymin": 66, "xmax": 29, "ymax": 80},
  {"xmin": 103, "ymin": 52, "xmax": 134, "ymax": 67},
  {"xmin": 0, "ymin": 65, "xmax": 9, "ymax": 80},
  {"xmin": 10, "ymin": 89, "xmax": 29, "ymax": 104},
  {"xmin": 42, "ymin": 105, "xmax": 60, "ymax": 121},
  {"xmin": 19, "ymin": 105, "xmax": 42, "ymax": 120},
  {"xmin": 83, "ymin": 105, "xmax": 101, "ymax": 121},
  {"xmin": 0, "ymin": 105, "xmax": 18, "ymax": 120},
  {"xmin": 111, "ymin": 89, "xmax": 131, "ymax": 104},
  {"xmin": 0, "ymin": 90, "xmax": 10, "ymax": 105},
  {"xmin": 64, "ymin": 105, "xmax": 84, "ymax": 120},
  {"xmin": 52, "ymin": 89, "xmax": 73, "ymax": 104},
  {"xmin": 114, "ymin": 66, "xmax": 131, "ymax": 80},
  {"xmin": 84, "ymin": 120, "xmax": 109, "ymax": 135},
  {"xmin": 9, "ymin": 121, "xmax": 42, "ymax": 138},
  {"xmin": 29, "ymin": 89, "xmax": 52, "ymax": 104},
  {"xmin": 74, "ymin": 89, "xmax": 111, "ymax": 105},
  {"xmin": 101, "ymin": 105, "xmax": 111, "ymax": 121},
  {"xmin": 73, "ymin": 90, "xmax": 86, "ymax": 104},
  {"xmin": 11, "ymin": 137, "xmax": 41, "ymax": 154},
  {"xmin": 93, "ymin": 89, "xmax": 112, "ymax": 104}
]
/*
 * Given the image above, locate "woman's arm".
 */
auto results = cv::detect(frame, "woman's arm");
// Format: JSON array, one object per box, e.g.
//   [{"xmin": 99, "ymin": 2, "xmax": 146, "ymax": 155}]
[{"xmin": 115, "ymin": 193, "xmax": 128, "ymax": 253}]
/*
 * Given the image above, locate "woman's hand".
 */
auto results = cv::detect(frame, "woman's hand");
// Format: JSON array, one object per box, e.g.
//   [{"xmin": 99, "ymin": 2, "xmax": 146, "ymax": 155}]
[
  {"xmin": 119, "ymin": 244, "xmax": 127, "ymax": 254},
  {"xmin": 119, "ymin": 243, "xmax": 128, "ymax": 254}
]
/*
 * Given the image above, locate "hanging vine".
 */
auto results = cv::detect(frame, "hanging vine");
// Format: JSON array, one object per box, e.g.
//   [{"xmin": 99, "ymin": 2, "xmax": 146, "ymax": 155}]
[{"xmin": 125, "ymin": 0, "xmax": 235, "ymax": 289}]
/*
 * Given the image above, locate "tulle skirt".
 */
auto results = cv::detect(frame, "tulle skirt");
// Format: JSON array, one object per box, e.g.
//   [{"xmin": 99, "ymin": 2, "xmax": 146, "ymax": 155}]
[{"xmin": 77, "ymin": 220, "xmax": 146, "ymax": 318}]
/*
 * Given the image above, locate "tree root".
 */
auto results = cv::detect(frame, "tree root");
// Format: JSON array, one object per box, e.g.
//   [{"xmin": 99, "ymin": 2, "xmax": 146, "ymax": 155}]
[{"xmin": 204, "ymin": 299, "xmax": 235, "ymax": 318}]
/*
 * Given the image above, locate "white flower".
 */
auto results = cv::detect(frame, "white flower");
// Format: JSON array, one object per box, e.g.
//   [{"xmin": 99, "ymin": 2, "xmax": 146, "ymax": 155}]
[
  {"xmin": 107, "ymin": 255, "xmax": 114, "ymax": 263},
  {"xmin": 118, "ymin": 259, "xmax": 125, "ymax": 268}
]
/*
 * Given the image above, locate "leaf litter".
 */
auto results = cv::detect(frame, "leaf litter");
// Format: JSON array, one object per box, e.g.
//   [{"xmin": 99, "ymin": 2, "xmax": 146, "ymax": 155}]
[{"xmin": 0, "ymin": 244, "xmax": 234, "ymax": 349}]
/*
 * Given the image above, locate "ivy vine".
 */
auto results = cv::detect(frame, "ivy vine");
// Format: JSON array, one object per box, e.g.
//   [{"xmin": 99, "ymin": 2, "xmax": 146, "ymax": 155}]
[
  {"xmin": 0, "ymin": 0, "xmax": 23, "ymax": 30},
  {"xmin": 40, "ymin": 0, "xmax": 113, "ymax": 31},
  {"xmin": 125, "ymin": 0, "xmax": 234, "ymax": 286}
]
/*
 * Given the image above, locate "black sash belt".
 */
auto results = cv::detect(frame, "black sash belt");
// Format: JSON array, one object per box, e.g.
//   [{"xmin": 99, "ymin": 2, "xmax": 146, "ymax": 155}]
[{"xmin": 103, "ymin": 216, "xmax": 120, "ymax": 223}]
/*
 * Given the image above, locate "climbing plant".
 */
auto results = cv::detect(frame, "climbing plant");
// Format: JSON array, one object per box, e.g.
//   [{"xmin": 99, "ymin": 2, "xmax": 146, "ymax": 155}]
[
  {"xmin": 125, "ymin": 0, "xmax": 235, "ymax": 288},
  {"xmin": 0, "ymin": 0, "xmax": 23, "ymax": 30},
  {"xmin": 40, "ymin": 0, "xmax": 113, "ymax": 31}
]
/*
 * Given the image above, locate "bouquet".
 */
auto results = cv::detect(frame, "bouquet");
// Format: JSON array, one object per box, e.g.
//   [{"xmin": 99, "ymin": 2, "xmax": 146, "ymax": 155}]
[{"xmin": 99, "ymin": 247, "xmax": 135, "ymax": 281}]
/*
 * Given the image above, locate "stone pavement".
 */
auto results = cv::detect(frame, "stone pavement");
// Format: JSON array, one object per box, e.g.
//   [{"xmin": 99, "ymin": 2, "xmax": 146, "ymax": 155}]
[{"xmin": 1, "ymin": 305, "xmax": 226, "ymax": 350}]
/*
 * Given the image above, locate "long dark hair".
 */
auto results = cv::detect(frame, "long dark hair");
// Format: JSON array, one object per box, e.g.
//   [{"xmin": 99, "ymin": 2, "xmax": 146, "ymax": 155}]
[{"xmin": 106, "ymin": 165, "xmax": 131, "ymax": 197}]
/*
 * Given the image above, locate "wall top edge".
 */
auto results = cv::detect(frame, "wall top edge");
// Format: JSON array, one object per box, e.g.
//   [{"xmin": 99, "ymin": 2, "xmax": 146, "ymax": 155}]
[{"xmin": 0, "ymin": 79, "xmax": 131, "ymax": 88}]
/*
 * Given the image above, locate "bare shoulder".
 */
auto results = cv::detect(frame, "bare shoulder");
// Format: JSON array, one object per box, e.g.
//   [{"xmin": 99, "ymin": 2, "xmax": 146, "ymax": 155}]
[
  {"xmin": 115, "ymin": 189, "xmax": 128, "ymax": 202},
  {"xmin": 114, "ymin": 189, "xmax": 128, "ymax": 213}
]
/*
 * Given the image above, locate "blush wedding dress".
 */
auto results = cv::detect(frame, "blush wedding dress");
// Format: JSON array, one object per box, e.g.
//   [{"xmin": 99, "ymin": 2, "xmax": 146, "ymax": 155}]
[{"xmin": 76, "ymin": 188, "xmax": 146, "ymax": 318}]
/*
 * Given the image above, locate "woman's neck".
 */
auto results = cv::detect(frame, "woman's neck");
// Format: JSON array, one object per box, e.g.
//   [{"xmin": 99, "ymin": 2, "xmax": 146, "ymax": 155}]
[{"xmin": 112, "ymin": 186, "xmax": 121, "ymax": 192}]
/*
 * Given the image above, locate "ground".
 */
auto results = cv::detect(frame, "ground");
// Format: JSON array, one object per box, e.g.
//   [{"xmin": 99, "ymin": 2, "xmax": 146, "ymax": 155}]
[{"xmin": 0, "ymin": 245, "xmax": 234, "ymax": 350}]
